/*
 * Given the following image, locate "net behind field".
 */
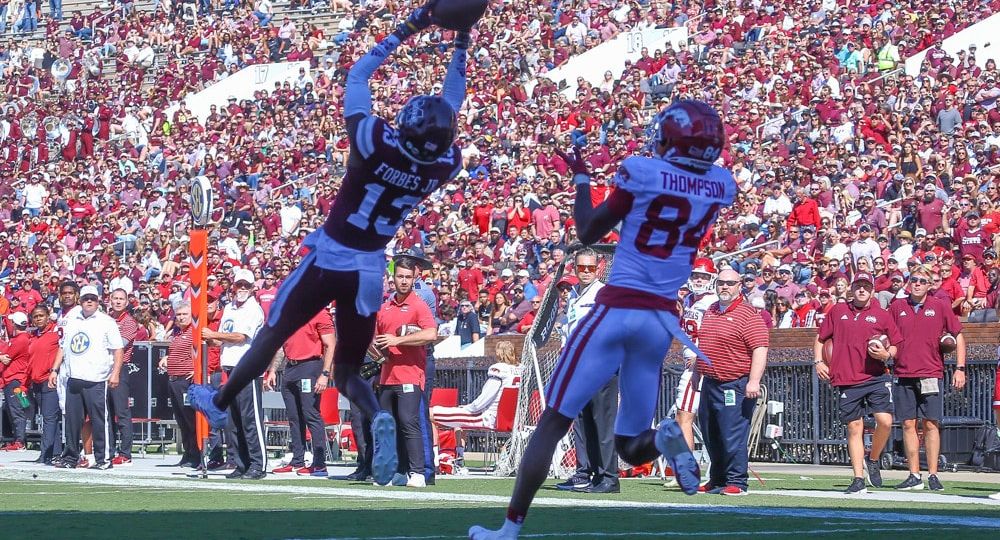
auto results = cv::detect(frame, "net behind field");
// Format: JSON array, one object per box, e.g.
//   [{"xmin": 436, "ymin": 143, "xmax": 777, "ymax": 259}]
[{"xmin": 495, "ymin": 244, "xmax": 617, "ymax": 478}]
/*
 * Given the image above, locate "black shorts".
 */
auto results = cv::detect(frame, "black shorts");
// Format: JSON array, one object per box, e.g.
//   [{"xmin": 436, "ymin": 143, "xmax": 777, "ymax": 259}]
[
  {"xmin": 893, "ymin": 377, "xmax": 943, "ymax": 422},
  {"xmin": 837, "ymin": 375, "xmax": 894, "ymax": 422}
]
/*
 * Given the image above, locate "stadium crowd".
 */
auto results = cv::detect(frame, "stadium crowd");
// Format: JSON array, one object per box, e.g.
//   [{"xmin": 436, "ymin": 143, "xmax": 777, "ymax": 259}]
[{"xmin": 2, "ymin": 0, "xmax": 1000, "ymax": 351}]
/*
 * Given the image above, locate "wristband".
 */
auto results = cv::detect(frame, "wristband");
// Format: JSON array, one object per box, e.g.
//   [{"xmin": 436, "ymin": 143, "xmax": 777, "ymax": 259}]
[
  {"xmin": 955, "ymin": 366, "xmax": 966, "ymax": 371},
  {"xmin": 321, "ymin": 370, "xmax": 331, "ymax": 377},
  {"xmin": 573, "ymin": 173, "xmax": 591, "ymax": 186}
]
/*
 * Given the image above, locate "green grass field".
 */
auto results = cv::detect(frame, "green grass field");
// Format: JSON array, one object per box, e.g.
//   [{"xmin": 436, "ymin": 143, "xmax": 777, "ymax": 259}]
[{"xmin": 2, "ymin": 471, "xmax": 999, "ymax": 539}]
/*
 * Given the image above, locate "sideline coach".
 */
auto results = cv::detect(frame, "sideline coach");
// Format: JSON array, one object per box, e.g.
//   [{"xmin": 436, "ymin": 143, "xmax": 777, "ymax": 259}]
[
  {"xmin": 815, "ymin": 272, "xmax": 901, "ymax": 495},
  {"xmin": 48, "ymin": 285, "xmax": 124, "ymax": 469},
  {"xmin": 695, "ymin": 269, "xmax": 769, "ymax": 495},
  {"xmin": 889, "ymin": 264, "xmax": 965, "ymax": 491}
]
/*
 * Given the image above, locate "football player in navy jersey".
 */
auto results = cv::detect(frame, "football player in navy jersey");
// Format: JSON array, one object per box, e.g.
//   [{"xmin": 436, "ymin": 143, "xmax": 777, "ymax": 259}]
[{"xmin": 189, "ymin": 1, "xmax": 472, "ymax": 487}]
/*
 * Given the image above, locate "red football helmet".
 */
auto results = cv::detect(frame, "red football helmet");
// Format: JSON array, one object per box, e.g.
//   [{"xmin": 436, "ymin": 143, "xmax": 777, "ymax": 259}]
[
  {"xmin": 649, "ymin": 100, "xmax": 725, "ymax": 172},
  {"xmin": 689, "ymin": 257, "xmax": 717, "ymax": 294}
]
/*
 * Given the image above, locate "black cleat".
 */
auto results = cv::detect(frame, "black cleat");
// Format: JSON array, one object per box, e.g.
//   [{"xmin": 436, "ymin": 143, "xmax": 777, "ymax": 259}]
[
  {"xmin": 895, "ymin": 474, "xmax": 924, "ymax": 490},
  {"xmin": 928, "ymin": 474, "xmax": 944, "ymax": 491},
  {"xmin": 844, "ymin": 477, "xmax": 867, "ymax": 495},
  {"xmin": 864, "ymin": 457, "xmax": 883, "ymax": 488}
]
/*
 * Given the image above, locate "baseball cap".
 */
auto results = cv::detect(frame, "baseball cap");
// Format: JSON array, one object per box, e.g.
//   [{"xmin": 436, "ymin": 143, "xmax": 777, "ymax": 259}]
[
  {"xmin": 557, "ymin": 275, "xmax": 579, "ymax": 289},
  {"xmin": 501, "ymin": 268, "xmax": 514, "ymax": 278},
  {"xmin": 852, "ymin": 272, "xmax": 875, "ymax": 289},
  {"xmin": 517, "ymin": 269, "xmax": 530, "ymax": 277},
  {"xmin": 924, "ymin": 182, "xmax": 937, "ymax": 191},
  {"xmin": 915, "ymin": 228, "xmax": 927, "ymax": 237},
  {"xmin": 777, "ymin": 264, "xmax": 793, "ymax": 273},
  {"xmin": 233, "ymin": 268, "xmax": 255, "ymax": 285},
  {"xmin": 80, "ymin": 285, "xmax": 100, "ymax": 299},
  {"xmin": 8, "ymin": 312, "xmax": 28, "ymax": 327}
]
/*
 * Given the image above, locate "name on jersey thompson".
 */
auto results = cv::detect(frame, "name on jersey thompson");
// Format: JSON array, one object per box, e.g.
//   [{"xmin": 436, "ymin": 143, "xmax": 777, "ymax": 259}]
[
  {"xmin": 660, "ymin": 171, "xmax": 725, "ymax": 198},
  {"xmin": 374, "ymin": 162, "xmax": 438, "ymax": 192}
]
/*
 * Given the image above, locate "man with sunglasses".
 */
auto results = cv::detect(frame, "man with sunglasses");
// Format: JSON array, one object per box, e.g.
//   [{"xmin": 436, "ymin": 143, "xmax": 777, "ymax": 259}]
[
  {"xmin": 695, "ymin": 268, "xmax": 769, "ymax": 495},
  {"xmin": 815, "ymin": 272, "xmax": 901, "ymax": 495},
  {"xmin": 889, "ymin": 265, "xmax": 965, "ymax": 491},
  {"xmin": 47, "ymin": 285, "xmax": 124, "ymax": 470},
  {"xmin": 554, "ymin": 248, "xmax": 619, "ymax": 494}
]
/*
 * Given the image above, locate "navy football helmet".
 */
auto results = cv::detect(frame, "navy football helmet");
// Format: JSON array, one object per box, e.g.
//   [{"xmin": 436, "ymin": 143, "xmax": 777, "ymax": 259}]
[
  {"xmin": 647, "ymin": 99, "xmax": 725, "ymax": 172},
  {"xmin": 395, "ymin": 95, "xmax": 458, "ymax": 165}
]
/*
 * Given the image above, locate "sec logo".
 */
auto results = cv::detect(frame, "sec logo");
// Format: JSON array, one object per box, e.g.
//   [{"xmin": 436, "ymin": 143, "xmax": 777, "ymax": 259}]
[
  {"xmin": 222, "ymin": 320, "xmax": 234, "ymax": 332},
  {"xmin": 69, "ymin": 332, "xmax": 91, "ymax": 354}
]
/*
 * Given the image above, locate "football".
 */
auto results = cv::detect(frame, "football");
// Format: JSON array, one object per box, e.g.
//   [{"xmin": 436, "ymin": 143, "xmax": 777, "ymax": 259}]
[
  {"xmin": 821, "ymin": 339, "xmax": 833, "ymax": 363},
  {"xmin": 397, "ymin": 324, "xmax": 423, "ymax": 336},
  {"xmin": 867, "ymin": 334, "xmax": 890, "ymax": 350},
  {"xmin": 940, "ymin": 333, "xmax": 958, "ymax": 354},
  {"xmin": 431, "ymin": 0, "xmax": 489, "ymax": 31}
]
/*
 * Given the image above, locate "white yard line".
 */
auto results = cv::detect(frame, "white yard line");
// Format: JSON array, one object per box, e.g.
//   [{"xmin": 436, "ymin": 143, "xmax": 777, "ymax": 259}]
[{"xmin": 2, "ymin": 465, "xmax": 1000, "ymax": 531}]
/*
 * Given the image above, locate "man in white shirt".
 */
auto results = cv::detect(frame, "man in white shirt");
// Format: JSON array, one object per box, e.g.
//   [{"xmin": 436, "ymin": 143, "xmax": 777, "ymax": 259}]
[
  {"xmin": 849, "ymin": 223, "xmax": 881, "ymax": 267},
  {"xmin": 279, "ymin": 198, "xmax": 303, "ymax": 237},
  {"xmin": 47, "ymin": 285, "xmax": 124, "ymax": 470},
  {"xmin": 565, "ymin": 15, "xmax": 588, "ymax": 47},
  {"xmin": 22, "ymin": 175, "xmax": 48, "ymax": 216},
  {"xmin": 202, "ymin": 269, "xmax": 267, "ymax": 479},
  {"xmin": 762, "ymin": 183, "xmax": 792, "ymax": 220},
  {"xmin": 253, "ymin": 0, "xmax": 274, "ymax": 26}
]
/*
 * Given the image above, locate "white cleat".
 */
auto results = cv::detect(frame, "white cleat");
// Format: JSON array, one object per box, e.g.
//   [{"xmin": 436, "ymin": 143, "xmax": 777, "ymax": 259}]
[
  {"xmin": 468, "ymin": 525, "xmax": 517, "ymax": 540},
  {"xmin": 406, "ymin": 472, "xmax": 426, "ymax": 488}
]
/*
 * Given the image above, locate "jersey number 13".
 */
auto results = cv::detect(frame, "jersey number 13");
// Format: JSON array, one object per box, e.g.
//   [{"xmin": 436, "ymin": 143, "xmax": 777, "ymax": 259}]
[{"xmin": 347, "ymin": 184, "xmax": 419, "ymax": 236}]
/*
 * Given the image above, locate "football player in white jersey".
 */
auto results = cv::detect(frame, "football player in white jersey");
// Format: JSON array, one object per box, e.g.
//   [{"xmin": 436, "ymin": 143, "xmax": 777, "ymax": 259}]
[
  {"xmin": 675, "ymin": 257, "xmax": 719, "ymax": 449},
  {"xmin": 470, "ymin": 100, "xmax": 736, "ymax": 540}
]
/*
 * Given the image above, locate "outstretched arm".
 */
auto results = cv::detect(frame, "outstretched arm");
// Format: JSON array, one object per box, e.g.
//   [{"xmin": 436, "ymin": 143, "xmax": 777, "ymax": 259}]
[
  {"xmin": 556, "ymin": 147, "xmax": 631, "ymax": 245},
  {"xmin": 441, "ymin": 31, "xmax": 471, "ymax": 113},
  {"xmin": 344, "ymin": 2, "xmax": 437, "ymax": 123}
]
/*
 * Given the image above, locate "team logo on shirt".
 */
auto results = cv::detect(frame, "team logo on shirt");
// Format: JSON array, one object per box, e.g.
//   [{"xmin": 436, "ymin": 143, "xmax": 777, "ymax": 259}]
[
  {"xmin": 222, "ymin": 320, "xmax": 234, "ymax": 332},
  {"xmin": 925, "ymin": 309, "xmax": 936, "ymax": 316},
  {"xmin": 69, "ymin": 332, "xmax": 91, "ymax": 354},
  {"xmin": 865, "ymin": 316, "xmax": 877, "ymax": 323}
]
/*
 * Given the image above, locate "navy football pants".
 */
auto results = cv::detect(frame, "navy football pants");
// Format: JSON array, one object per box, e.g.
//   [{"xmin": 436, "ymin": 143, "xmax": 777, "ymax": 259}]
[{"xmin": 698, "ymin": 376, "xmax": 754, "ymax": 490}]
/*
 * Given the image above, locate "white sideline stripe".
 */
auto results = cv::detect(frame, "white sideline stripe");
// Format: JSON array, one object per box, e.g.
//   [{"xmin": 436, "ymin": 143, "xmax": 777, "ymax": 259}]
[
  {"xmin": 307, "ymin": 528, "xmax": 960, "ymax": 540},
  {"xmin": 760, "ymin": 488, "xmax": 1000, "ymax": 506},
  {"xmin": 2, "ymin": 469, "xmax": 1000, "ymax": 530}
]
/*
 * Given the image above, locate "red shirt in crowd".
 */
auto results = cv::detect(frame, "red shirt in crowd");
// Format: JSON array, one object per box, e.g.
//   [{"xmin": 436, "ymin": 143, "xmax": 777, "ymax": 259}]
[
  {"xmin": 282, "ymin": 309, "xmax": 334, "ymax": 361},
  {"xmin": 27, "ymin": 322, "xmax": 60, "ymax": 385},
  {"xmin": 889, "ymin": 295, "xmax": 961, "ymax": 379},
  {"xmin": 377, "ymin": 291, "xmax": 436, "ymax": 389},
  {"xmin": 696, "ymin": 296, "xmax": 770, "ymax": 382},
  {"xmin": 817, "ymin": 301, "xmax": 902, "ymax": 387}
]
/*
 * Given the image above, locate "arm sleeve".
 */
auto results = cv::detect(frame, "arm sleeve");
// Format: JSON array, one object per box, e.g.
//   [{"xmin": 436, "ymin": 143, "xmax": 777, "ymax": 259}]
[
  {"xmin": 106, "ymin": 321, "xmax": 125, "ymax": 350},
  {"xmin": 442, "ymin": 47, "xmax": 468, "ymax": 113},
  {"xmin": 344, "ymin": 32, "xmax": 405, "ymax": 119},
  {"xmin": 416, "ymin": 300, "xmax": 437, "ymax": 330},
  {"xmin": 465, "ymin": 374, "xmax": 503, "ymax": 414}
]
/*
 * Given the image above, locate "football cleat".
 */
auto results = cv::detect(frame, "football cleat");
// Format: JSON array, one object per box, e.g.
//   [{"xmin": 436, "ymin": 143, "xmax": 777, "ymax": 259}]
[
  {"xmin": 371, "ymin": 410, "xmax": 399, "ymax": 486},
  {"xmin": 468, "ymin": 525, "xmax": 518, "ymax": 540},
  {"xmin": 188, "ymin": 384, "xmax": 229, "ymax": 429},
  {"xmin": 654, "ymin": 418, "xmax": 700, "ymax": 495}
]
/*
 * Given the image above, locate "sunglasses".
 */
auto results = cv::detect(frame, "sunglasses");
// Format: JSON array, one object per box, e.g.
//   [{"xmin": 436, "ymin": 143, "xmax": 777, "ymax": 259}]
[
  {"xmin": 576, "ymin": 265, "xmax": 597, "ymax": 272},
  {"xmin": 716, "ymin": 280, "xmax": 740, "ymax": 287},
  {"xmin": 81, "ymin": 295, "xmax": 100, "ymax": 302},
  {"xmin": 909, "ymin": 277, "xmax": 931, "ymax": 285}
]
